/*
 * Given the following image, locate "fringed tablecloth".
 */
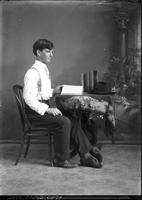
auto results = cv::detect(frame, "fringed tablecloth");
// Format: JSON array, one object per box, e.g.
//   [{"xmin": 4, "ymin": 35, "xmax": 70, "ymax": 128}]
[{"xmin": 56, "ymin": 95, "xmax": 115, "ymax": 147}]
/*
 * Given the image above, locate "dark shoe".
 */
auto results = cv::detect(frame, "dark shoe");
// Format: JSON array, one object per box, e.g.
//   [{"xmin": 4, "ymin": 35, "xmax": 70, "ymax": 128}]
[
  {"xmin": 96, "ymin": 143, "xmax": 102, "ymax": 151},
  {"xmin": 70, "ymin": 148, "xmax": 78, "ymax": 158},
  {"xmin": 53, "ymin": 159, "xmax": 78, "ymax": 168},
  {"xmin": 90, "ymin": 147, "xmax": 103, "ymax": 163},
  {"xmin": 80, "ymin": 153, "xmax": 102, "ymax": 168}
]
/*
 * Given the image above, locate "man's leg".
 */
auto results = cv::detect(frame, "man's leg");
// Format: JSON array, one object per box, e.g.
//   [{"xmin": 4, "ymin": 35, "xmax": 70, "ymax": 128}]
[
  {"xmin": 69, "ymin": 115, "xmax": 102, "ymax": 168},
  {"xmin": 28, "ymin": 113, "xmax": 77, "ymax": 168},
  {"xmin": 71, "ymin": 116, "xmax": 92, "ymax": 157},
  {"xmin": 50, "ymin": 115, "xmax": 71, "ymax": 161}
]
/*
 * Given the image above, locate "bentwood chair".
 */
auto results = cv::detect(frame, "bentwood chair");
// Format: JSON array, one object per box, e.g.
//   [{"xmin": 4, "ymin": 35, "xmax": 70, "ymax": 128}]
[{"xmin": 13, "ymin": 85, "xmax": 55, "ymax": 166}]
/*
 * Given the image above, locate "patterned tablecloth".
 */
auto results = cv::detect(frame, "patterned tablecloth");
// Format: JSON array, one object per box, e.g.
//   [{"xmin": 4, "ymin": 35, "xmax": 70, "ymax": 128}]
[
  {"xmin": 56, "ymin": 95, "xmax": 115, "ymax": 128},
  {"xmin": 54, "ymin": 94, "xmax": 116, "ymax": 150}
]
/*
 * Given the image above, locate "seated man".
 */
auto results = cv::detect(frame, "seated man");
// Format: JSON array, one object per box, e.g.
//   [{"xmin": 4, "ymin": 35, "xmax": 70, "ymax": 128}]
[{"xmin": 23, "ymin": 38, "xmax": 77, "ymax": 168}]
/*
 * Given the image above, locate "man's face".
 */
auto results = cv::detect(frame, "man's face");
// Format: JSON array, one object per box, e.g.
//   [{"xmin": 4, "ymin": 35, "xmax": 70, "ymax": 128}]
[{"xmin": 37, "ymin": 48, "xmax": 53, "ymax": 64}]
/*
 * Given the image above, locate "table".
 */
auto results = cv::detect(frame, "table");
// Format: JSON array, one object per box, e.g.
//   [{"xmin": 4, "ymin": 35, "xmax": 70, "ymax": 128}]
[{"xmin": 51, "ymin": 92, "xmax": 116, "ymax": 145}]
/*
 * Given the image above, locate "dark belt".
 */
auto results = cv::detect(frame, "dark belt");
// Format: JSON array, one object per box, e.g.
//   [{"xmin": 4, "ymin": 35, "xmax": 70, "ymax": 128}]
[{"xmin": 39, "ymin": 99, "xmax": 49, "ymax": 105}]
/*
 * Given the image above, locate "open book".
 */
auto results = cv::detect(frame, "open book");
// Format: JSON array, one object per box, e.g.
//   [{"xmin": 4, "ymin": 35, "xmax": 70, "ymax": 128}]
[{"xmin": 61, "ymin": 85, "xmax": 83, "ymax": 95}]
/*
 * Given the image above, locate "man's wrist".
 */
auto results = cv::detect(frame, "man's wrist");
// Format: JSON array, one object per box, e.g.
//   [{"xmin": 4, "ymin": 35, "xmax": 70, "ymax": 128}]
[{"xmin": 46, "ymin": 107, "xmax": 50, "ymax": 111}]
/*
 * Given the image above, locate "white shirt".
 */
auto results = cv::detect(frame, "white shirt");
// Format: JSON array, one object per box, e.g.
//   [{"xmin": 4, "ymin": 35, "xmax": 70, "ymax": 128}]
[{"xmin": 23, "ymin": 60, "xmax": 53, "ymax": 115}]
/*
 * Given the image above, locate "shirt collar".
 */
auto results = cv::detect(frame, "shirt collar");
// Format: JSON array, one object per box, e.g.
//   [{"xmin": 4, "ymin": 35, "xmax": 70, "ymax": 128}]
[
  {"xmin": 34, "ymin": 60, "xmax": 49, "ymax": 73},
  {"xmin": 34, "ymin": 60, "xmax": 47, "ymax": 69}
]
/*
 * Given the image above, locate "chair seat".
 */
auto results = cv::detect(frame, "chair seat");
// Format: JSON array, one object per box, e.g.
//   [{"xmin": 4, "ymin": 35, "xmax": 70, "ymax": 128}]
[
  {"xmin": 26, "ymin": 125, "xmax": 50, "ymax": 131},
  {"xmin": 24, "ymin": 123, "xmax": 54, "ymax": 137}
]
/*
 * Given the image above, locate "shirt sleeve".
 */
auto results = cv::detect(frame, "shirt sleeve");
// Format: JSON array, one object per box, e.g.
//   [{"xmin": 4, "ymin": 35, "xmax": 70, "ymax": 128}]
[{"xmin": 23, "ymin": 69, "xmax": 49, "ymax": 115}]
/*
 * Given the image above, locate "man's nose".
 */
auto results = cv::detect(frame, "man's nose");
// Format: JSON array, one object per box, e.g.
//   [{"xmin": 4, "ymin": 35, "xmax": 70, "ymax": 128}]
[{"xmin": 50, "ymin": 51, "xmax": 53, "ymax": 56}]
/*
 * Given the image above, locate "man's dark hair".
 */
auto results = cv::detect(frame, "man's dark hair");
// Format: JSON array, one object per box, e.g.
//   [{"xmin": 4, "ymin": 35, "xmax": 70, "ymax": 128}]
[{"xmin": 33, "ymin": 39, "xmax": 54, "ymax": 56}]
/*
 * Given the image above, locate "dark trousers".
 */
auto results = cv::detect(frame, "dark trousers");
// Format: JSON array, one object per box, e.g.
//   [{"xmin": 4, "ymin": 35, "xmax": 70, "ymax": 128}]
[
  {"xmin": 70, "ymin": 114, "xmax": 93, "ymax": 157},
  {"xmin": 26, "ymin": 106, "xmax": 71, "ymax": 161}
]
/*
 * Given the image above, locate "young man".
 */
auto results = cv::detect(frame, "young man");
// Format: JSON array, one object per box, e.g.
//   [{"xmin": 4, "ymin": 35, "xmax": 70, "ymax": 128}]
[{"xmin": 23, "ymin": 38, "xmax": 77, "ymax": 168}]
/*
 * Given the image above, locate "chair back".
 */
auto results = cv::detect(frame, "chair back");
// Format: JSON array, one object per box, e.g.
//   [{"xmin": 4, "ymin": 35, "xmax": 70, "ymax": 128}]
[{"xmin": 13, "ymin": 85, "xmax": 31, "ymax": 131}]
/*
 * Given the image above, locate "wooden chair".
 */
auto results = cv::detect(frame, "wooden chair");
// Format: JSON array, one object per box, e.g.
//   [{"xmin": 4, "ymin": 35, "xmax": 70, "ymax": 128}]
[{"xmin": 13, "ymin": 85, "xmax": 55, "ymax": 166}]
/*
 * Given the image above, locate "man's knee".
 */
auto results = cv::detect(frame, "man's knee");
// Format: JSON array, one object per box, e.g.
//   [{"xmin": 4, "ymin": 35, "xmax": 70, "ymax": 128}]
[{"xmin": 59, "ymin": 116, "xmax": 71, "ymax": 128}]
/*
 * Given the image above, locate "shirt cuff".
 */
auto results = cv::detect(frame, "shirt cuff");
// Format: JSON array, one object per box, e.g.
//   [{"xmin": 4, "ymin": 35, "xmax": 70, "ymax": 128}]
[{"xmin": 38, "ymin": 103, "xmax": 49, "ymax": 115}]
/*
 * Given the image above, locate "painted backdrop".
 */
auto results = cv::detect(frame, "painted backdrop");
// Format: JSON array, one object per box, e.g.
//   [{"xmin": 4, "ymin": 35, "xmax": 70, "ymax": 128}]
[{"xmin": 0, "ymin": 1, "xmax": 140, "ymax": 140}]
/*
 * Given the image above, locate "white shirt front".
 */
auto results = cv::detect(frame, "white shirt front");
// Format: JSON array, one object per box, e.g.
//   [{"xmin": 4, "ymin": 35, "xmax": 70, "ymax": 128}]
[{"xmin": 23, "ymin": 60, "xmax": 53, "ymax": 115}]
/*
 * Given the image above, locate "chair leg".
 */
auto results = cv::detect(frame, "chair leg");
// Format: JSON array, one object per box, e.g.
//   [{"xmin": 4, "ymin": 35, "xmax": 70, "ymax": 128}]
[
  {"xmin": 112, "ymin": 133, "xmax": 115, "ymax": 144},
  {"xmin": 24, "ymin": 136, "xmax": 31, "ymax": 158},
  {"xmin": 49, "ymin": 133, "xmax": 53, "ymax": 166},
  {"xmin": 15, "ymin": 134, "xmax": 25, "ymax": 165}
]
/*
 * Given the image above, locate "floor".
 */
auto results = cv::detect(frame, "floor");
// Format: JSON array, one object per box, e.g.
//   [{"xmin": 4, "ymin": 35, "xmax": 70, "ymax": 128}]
[{"xmin": 0, "ymin": 143, "xmax": 141, "ymax": 196}]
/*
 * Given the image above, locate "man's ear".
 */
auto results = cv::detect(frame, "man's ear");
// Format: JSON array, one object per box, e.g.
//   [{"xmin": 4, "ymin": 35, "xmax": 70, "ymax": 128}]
[{"xmin": 36, "ymin": 49, "xmax": 41, "ymax": 56}]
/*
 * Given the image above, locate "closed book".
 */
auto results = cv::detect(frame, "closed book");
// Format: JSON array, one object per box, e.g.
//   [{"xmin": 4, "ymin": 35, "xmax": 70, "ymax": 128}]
[
  {"xmin": 81, "ymin": 72, "xmax": 90, "ymax": 93},
  {"xmin": 89, "ymin": 70, "xmax": 97, "ymax": 93}
]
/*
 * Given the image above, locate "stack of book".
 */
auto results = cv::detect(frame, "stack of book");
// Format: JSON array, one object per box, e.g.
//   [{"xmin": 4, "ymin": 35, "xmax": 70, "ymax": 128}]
[
  {"xmin": 81, "ymin": 70, "xmax": 115, "ymax": 94},
  {"xmin": 81, "ymin": 70, "xmax": 98, "ymax": 93}
]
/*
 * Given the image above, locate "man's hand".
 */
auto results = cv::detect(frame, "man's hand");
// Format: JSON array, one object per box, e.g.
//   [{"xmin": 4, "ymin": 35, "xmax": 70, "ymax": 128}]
[
  {"xmin": 53, "ymin": 85, "xmax": 62, "ymax": 95},
  {"xmin": 46, "ymin": 108, "xmax": 62, "ymax": 116}
]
